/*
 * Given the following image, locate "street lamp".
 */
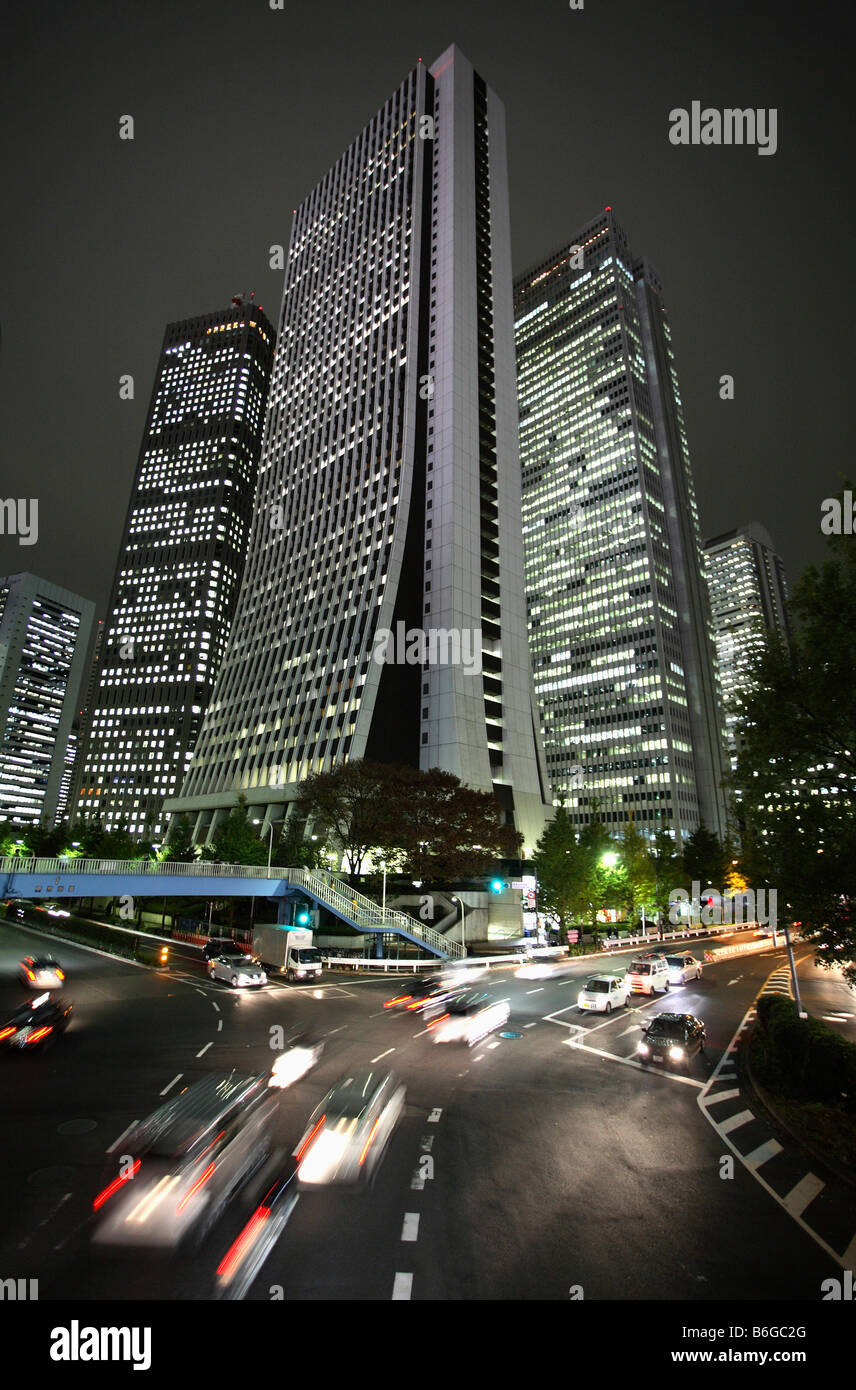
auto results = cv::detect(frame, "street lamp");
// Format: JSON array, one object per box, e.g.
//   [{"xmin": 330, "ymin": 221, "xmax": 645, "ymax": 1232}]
[
  {"xmin": 601, "ymin": 851, "xmax": 619, "ymax": 868},
  {"xmin": 450, "ymin": 895, "xmax": 466, "ymax": 957}
]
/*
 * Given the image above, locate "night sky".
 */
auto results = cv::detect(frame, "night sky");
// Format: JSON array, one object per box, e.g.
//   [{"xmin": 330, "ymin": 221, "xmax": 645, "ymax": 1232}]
[{"xmin": 2, "ymin": 0, "xmax": 849, "ymax": 617}]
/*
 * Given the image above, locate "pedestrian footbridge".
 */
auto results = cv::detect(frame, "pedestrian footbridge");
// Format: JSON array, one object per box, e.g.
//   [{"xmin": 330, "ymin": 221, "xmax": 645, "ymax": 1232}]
[{"xmin": 0, "ymin": 857, "xmax": 462, "ymax": 960}]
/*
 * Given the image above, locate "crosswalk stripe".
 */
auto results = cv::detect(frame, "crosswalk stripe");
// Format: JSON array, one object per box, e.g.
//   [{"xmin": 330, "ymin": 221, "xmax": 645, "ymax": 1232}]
[
  {"xmin": 719, "ymin": 1109, "xmax": 755, "ymax": 1134},
  {"xmin": 783, "ymin": 1172, "xmax": 825, "ymax": 1217},
  {"xmin": 745, "ymin": 1138, "xmax": 783, "ymax": 1169},
  {"xmin": 704, "ymin": 1088, "xmax": 741, "ymax": 1106}
]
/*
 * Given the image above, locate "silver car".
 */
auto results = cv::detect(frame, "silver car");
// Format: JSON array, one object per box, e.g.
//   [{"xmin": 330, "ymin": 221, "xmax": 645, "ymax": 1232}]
[
  {"xmin": 208, "ymin": 953, "xmax": 267, "ymax": 988},
  {"xmin": 665, "ymin": 952, "xmax": 703, "ymax": 985},
  {"xmin": 294, "ymin": 1069, "xmax": 406, "ymax": 1187}
]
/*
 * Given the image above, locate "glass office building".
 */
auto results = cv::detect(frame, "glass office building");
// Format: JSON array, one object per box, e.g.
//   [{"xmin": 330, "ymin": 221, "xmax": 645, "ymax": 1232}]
[
  {"xmin": 168, "ymin": 46, "xmax": 550, "ymax": 853},
  {"xmin": 703, "ymin": 522, "xmax": 790, "ymax": 767},
  {"xmin": 0, "ymin": 572, "xmax": 95, "ymax": 826},
  {"xmin": 514, "ymin": 210, "xmax": 727, "ymax": 841},
  {"xmin": 76, "ymin": 301, "xmax": 275, "ymax": 837}
]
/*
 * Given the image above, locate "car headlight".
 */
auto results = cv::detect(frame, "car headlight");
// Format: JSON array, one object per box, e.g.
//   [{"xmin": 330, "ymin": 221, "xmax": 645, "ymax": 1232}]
[
  {"xmin": 637, "ymin": 1041, "xmax": 649, "ymax": 1055},
  {"xmin": 668, "ymin": 1046, "xmax": 684, "ymax": 1060}
]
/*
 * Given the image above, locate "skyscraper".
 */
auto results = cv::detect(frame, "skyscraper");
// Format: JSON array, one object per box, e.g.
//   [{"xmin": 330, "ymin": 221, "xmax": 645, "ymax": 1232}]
[
  {"xmin": 514, "ymin": 210, "xmax": 728, "ymax": 841},
  {"xmin": 703, "ymin": 522, "xmax": 790, "ymax": 765},
  {"xmin": 0, "ymin": 572, "xmax": 95, "ymax": 826},
  {"xmin": 76, "ymin": 300, "xmax": 275, "ymax": 838},
  {"xmin": 168, "ymin": 46, "xmax": 550, "ymax": 852}
]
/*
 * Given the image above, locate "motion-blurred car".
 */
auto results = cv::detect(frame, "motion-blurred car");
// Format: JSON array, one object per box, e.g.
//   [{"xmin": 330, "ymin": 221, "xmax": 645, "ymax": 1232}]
[
  {"xmin": 0, "ymin": 993, "xmax": 72, "ymax": 1050},
  {"xmin": 665, "ymin": 952, "xmax": 703, "ymax": 985},
  {"xmin": 92, "ymin": 1072, "xmax": 277, "ymax": 1248},
  {"xmin": 215, "ymin": 1160, "xmax": 300, "ymax": 1299},
  {"xmin": 207, "ymin": 953, "xmax": 267, "ymax": 988},
  {"xmin": 269, "ymin": 1037, "xmax": 325, "ymax": 1089},
  {"xmin": 202, "ymin": 937, "xmax": 239, "ymax": 960},
  {"xmin": 427, "ymin": 990, "xmax": 511, "ymax": 1045},
  {"xmin": 383, "ymin": 975, "xmax": 449, "ymax": 1013},
  {"xmin": 577, "ymin": 974, "xmax": 630, "ymax": 1012},
  {"xmin": 294, "ymin": 1069, "xmax": 406, "ymax": 1186},
  {"xmin": 636, "ymin": 1012, "xmax": 706, "ymax": 1066},
  {"xmin": 18, "ymin": 955, "xmax": 65, "ymax": 989}
]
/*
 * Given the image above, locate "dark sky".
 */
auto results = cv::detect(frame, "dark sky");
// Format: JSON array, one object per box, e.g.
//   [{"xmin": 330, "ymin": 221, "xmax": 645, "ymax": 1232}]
[{"xmin": 2, "ymin": 0, "xmax": 849, "ymax": 616}]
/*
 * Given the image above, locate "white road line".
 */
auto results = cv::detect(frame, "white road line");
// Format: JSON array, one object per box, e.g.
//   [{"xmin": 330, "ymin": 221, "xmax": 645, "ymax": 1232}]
[
  {"xmin": 160, "ymin": 1073, "xmax": 183, "ymax": 1097},
  {"xmin": 196, "ymin": 1041, "xmax": 213, "ymax": 1058},
  {"xmin": 745, "ymin": 1138, "xmax": 783, "ymax": 1169},
  {"xmin": 525, "ymin": 987, "xmax": 544, "ymax": 995},
  {"xmin": 410, "ymin": 1172, "xmax": 425, "ymax": 1191},
  {"xmin": 401, "ymin": 1213, "xmax": 420, "ymax": 1242},
  {"xmin": 412, "ymin": 1027, "xmax": 431, "ymax": 1038},
  {"xmin": 428, "ymin": 1108, "xmax": 442, "ymax": 1122},
  {"xmin": 392, "ymin": 1273, "xmax": 413, "ymax": 1300},
  {"xmin": 211, "ymin": 1001, "xmax": 220, "ymax": 1012},
  {"xmin": 487, "ymin": 1041, "xmax": 500, "ymax": 1049},
  {"xmin": 194, "ymin": 988, "xmax": 206, "ymax": 996},
  {"xmin": 217, "ymin": 1019, "xmax": 223, "ymax": 1031},
  {"xmin": 704, "ymin": 1088, "xmax": 741, "ymax": 1106},
  {"xmin": 371, "ymin": 1048, "xmax": 395, "ymax": 1063},
  {"xmin": 718, "ymin": 1109, "xmax": 755, "ymax": 1135},
  {"xmin": 524, "ymin": 1022, "xmax": 537, "ymax": 1028},
  {"xmin": 327, "ymin": 1026, "xmax": 347, "ymax": 1036},
  {"xmin": 568, "ymin": 1038, "xmax": 704, "ymax": 1087},
  {"xmin": 783, "ymin": 1173, "xmax": 825, "ymax": 1217},
  {"xmin": 617, "ymin": 1025, "xmax": 637, "ymax": 1037},
  {"xmin": 106, "ymin": 1120, "xmax": 138, "ymax": 1154}
]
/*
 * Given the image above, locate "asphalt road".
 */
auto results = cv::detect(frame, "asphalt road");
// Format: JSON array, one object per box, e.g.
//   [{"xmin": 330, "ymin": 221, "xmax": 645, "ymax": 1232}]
[{"xmin": 0, "ymin": 921, "xmax": 848, "ymax": 1302}]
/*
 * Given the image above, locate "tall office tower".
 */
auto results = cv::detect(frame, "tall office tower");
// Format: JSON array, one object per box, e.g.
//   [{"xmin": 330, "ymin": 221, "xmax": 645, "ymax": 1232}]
[
  {"xmin": 167, "ymin": 46, "xmax": 550, "ymax": 852},
  {"xmin": 514, "ymin": 210, "xmax": 728, "ymax": 842},
  {"xmin": 0, "ymin": 573, "xmax": 95, "ymax": 826},
  {"xmin": 703, "ymin": 522, "xmax": 790, "ymax": 766},
  {"xmin": 77, "ymin": 301, "xmax": 275, "ymax": 838},
  {"xmin": 60, "ymin": 617, "xmax": 104, "ymax": 823}
]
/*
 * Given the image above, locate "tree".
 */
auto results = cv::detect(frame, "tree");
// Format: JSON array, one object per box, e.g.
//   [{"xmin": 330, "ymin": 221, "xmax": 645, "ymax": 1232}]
[
  {"xmin": 205, "ymin": 795, "xmax": 268, "ymax": 867},
  {"xmin": 533, "ymin": 806, "xmax": 584, "ymax": 935},
  {"xmin": 681, "ymin": 823, "xmax": 727, "ymax": 890},
  {"xmin": 163, "ymin": 813, "xmax": 198, "ymax": 863},
  {"xmin": 733, "ymin": 499, "xmax": 856, "ymax": 981},
  {"xmin": 620, "ymin": 818, "xmax": 657, "ymax": 918},
  {"xmin": 296, "ymin": 760, "xmax": 398, "ymax": 875}
]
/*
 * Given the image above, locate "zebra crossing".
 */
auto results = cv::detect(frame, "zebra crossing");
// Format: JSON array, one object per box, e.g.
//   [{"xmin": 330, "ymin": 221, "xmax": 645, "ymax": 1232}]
[{"xmin": 698, "ymin": 968, "xmax": 856, "ymax": 1274}]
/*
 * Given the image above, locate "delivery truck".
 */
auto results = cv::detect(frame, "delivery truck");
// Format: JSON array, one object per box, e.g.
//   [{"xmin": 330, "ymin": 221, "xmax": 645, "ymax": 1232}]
[{"xmin": 252, "ymin": 925, "xmax": 323, "ymax": 982}]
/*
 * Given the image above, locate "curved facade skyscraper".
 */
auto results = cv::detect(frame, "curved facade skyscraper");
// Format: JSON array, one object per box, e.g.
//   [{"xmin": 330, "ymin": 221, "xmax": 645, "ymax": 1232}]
[{"xmin": 168, "ymin": 46, "xmax": 550, "ymax": 853}]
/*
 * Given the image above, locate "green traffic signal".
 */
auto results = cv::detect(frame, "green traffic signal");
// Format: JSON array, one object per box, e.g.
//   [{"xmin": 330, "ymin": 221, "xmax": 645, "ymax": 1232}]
[{"xmin": 489, "ymin": 878, "xmax": 503, "ymax": 894}]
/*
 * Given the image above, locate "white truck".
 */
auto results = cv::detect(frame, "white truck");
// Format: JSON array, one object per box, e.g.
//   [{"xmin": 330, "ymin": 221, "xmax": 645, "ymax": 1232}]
[{"xmin": 252, "ymin": 925, "xmax": 323, "ymax": 983}]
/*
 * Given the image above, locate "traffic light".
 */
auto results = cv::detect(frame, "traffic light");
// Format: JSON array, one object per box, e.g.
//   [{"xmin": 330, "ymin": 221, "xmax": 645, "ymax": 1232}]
[
  {"xmin": 159, "ymin": 945, "xmax": 169, "ymax": 965},
  {"xmin": 489, "ymin": 878, "xmax": 504, "ymax": 895},
  {"xmin": 295, "ymin": 907, "xmax": 311, "ymax": 926}
]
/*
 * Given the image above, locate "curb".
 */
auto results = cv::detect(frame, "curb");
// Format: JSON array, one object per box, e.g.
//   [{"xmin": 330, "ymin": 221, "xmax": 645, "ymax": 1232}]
[{"xmin": 742, "ymin": 1023, "xmax": 856, "ymax": 1192}]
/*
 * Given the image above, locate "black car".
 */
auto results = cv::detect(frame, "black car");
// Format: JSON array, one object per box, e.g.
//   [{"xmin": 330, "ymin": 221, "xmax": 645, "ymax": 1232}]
[
  {"xmin": 636, "ymin": 1012, "xmax": 706, "ymax": 1066},
  {"xmin": 0, "ymin": 994, "xmax": 73, "ymax": 1051},
  {"xmin": 202, "ymin": 937, "xmax": 239, "ymax": 960}
]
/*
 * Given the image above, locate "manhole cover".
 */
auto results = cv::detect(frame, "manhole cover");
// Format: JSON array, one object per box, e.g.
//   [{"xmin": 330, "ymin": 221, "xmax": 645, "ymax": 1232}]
[
  {"xmin": 499, "ymin": 1030, "xmax": 522, "ymax": 1039},
  {"xmin": 28, "ymin": 1166, "xmax": 77, "ymax": 1187},
  {"xmin": 57, "ymin": 1118, "xmax": 98, "ymax": 1135}
]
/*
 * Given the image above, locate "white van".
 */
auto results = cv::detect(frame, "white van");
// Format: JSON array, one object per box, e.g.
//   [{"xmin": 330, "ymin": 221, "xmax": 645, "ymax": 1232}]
[{"xmin": 625, "ymin": 955, "xmax": 670, "ymax": 996}]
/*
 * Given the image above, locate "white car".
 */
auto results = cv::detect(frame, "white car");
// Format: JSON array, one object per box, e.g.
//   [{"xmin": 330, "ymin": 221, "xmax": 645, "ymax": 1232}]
[
  {"xmin": 665, "ymin": 952, "xmax": 703, "ymax": 985},
  {"xmin": 208, "ymin": 953, "xmax": 267, "ymax": 988},
  {"xmin": 427, "ymin": 991, "xmax": 511, "ymax": 1045},
  {"xmin": 577, "ymin": 974, "xmax": 631, "ymax": 1012},
  {"xmin": 295, "ymin": 1069, "xmax": 406, "ymax": 1187},
  {"xmin": 269, "ymin": 1040, "xmax": 325, "ymax": 1089},
  {"xmin": 625, "ymin": 955, "xmax": 670, "ymax": 996}
]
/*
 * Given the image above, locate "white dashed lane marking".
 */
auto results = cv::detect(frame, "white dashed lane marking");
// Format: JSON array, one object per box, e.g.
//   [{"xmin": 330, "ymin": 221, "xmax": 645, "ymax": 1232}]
[
  {"xmin": 705, "ymin": 1088, "xmax": 741, "ymax": 1105},
  {"xmin": 745, "ymin": 1138, "xmax": 783, "ymax": 1169},
  {"xmin": 196, "ymin": 1041, "xmax": 213, "ymax": 1058},
  {"xmin": 211, "ymin": 1001, "xmax": 220, "ymax": 1012},
  {"xmin": 401, "ymin": 1213, "xmax": 420, "ymax": 1242},
  {"xmin": 392, "ymin": 1273, "xmax": 413, "ymax": 1300},
  {"xmin": 371, "ymin": 1048, "xmax": 395, "ymax": 1063},
  {"xmin": 428, "ymin": 1109, "xmax": 442, "ymax": 1122},
  {"xmin": 106, "ymin": 1120, "xmax": 138, "ymax": 1154},
  {"xmin": 160, "ymin": 1074, "xmax": 183, "ymax": 1096}
]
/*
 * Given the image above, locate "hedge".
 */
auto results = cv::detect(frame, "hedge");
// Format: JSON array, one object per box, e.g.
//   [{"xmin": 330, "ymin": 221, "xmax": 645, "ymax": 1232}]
[{"xmin": 753, "ymin": 994, "xmax": 856, "ymax": 1110}]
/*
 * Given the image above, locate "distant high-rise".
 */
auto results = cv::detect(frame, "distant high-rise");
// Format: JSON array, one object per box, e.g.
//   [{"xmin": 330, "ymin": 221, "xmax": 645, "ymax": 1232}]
[
  {"xmin": 703, "ymin": 522, "xmax": 790, "ymax": 766},
  {"xmin": 168, "ymin": 46, "xmax": 550, "ymax": 852},
  {"xmin": 0, "ymin": 573, "xmax": 95, "ymax": 826},
  {"xmin": 77, "ymin": 300, "xmax": 275, "ymax": 838},
  {"xmin": 514, "ymin": 210, "xmax": 728, "ymax": 841},
  {"xmin": 60, "ymin": 616, "xmax": 104, "ymax": 823}
]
